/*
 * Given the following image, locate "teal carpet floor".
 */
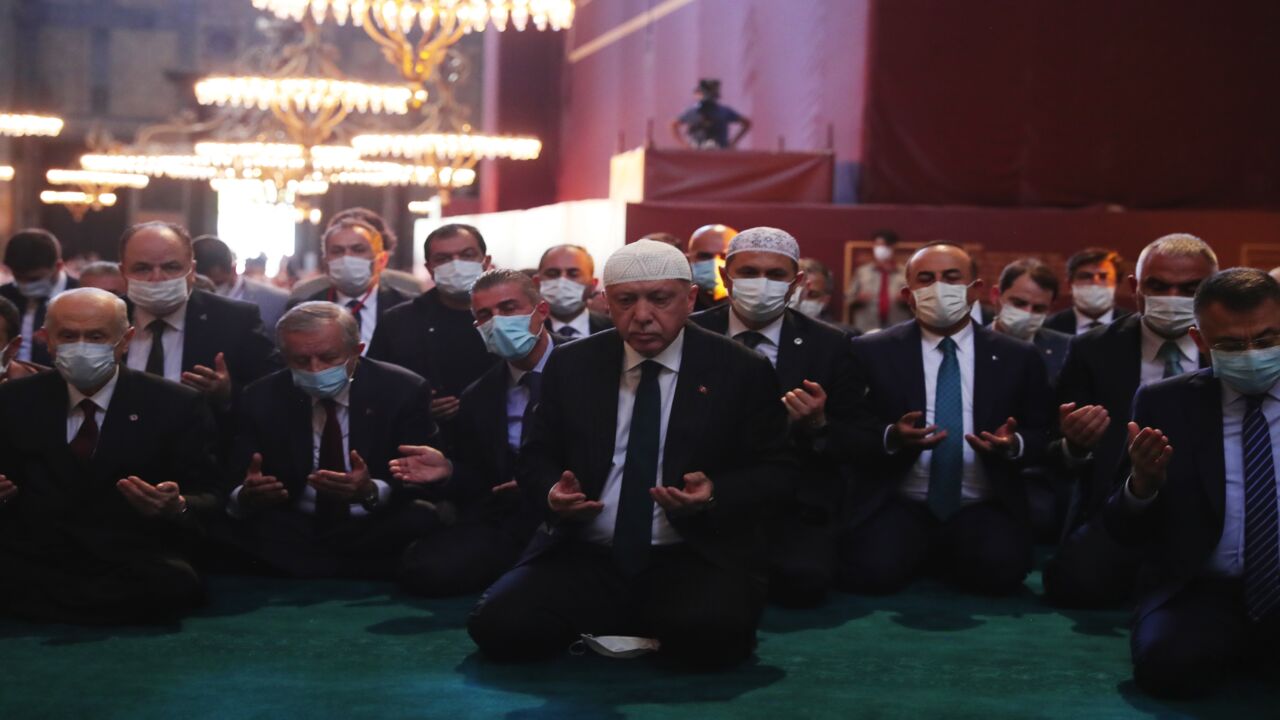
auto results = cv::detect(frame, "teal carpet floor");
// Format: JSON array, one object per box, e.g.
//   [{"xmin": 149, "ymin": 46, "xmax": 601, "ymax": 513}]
[{"xmin": 1, "ymin": 570, "xmax": 1274, "ymax": 719}]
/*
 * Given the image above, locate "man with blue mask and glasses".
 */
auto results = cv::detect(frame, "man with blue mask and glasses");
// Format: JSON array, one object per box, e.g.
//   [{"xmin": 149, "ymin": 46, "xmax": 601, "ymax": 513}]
[
  {"xmin": 1084, "ymin": 268, "xmax": 1280, "ymax": 699},
  {"xmin": 1046, "ymin": 233, "xmax": 1218, "ymax": 608},
  {"xmin": 692, "ymin": 227, "xmax": 875, "ymax": 607},
  {"xmin": 0, "ymin": 228, "xmax": 79, "ymax": 367},
  {"xmin": 0, "ymin": 288, "xmax": 217, "ymax": 623},
  {"xmin": 369, "ymin": 223, "xmax": 499, "ymax": 427},
  {"xmin": 838, "ymin": 242, "xmax": 1052, "ymax": 596},
  {"xmin": 685, "ymin": 224, "xmax": 737, "ymax": 312},
  {"xmin": 397, "ymin": 270, "xmax": 569, "ymax": 597},
  {"xmin": 218, "ymin": 302, "xmax": 441, "ymax": 578}
]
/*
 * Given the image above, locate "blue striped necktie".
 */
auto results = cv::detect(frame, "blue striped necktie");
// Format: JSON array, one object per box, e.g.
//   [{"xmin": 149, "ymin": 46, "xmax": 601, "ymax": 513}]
[
  {"xmin": 1157, "ymin": 341, "xmax": 1185, "ymax": 379},
  {"xmin": 929, "ymin": 337, "xmax": 964, "ymax": 519},
  {"xmin": 1244, "ymin": 394, "xmax": 1279, "ymax": 622}
]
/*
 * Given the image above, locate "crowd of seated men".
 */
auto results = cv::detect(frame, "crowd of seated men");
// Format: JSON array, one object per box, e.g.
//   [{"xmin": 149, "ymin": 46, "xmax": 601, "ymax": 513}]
[{"xmin": 0, "ymin": 214, "xmax": 1277, "ymax": 698}]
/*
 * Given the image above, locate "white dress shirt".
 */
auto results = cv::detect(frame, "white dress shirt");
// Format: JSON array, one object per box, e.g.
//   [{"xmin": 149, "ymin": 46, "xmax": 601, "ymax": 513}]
[
  {"xmin": 126, "ymin": 301, "xmax": 187, "ymax": 382},
  {"xmin": 727, "ymin": 308, "xmax": 784, "ymax": 368},
  {"xmin": 898, "ymin": 322, "xmax": 995, "ymax": 505},
  {"xmin": 335, "ymin": 286, "xmax": 378, "ymax": 355},
  {"xmin": 550, "ymin": 309, "xmax": 591, "ymax": 339},
  {"xmin": 582, "ymin": 330, "xmax": 685, "ymax": 546},
  {"xmin": 229, "ymin": 382, "xmax": 390, "ymax": 517},
  {"xmin": 18, "ymin": 270, "xmax": 68, "ymax": 362},
  {"xmin": 1073, "ymin": 307, "xmax": 1116, "ymax": 334},
  {"xmin": 1138, "ymin": 319, "xmax": 1199, "ymax": 387},
  {"xmin": 506, "ymin": 341, "xmax": 552, "ymax": 451},
  {"xmin": 65, "ymin": 367, "xmax": 120, "ymax": 443}
]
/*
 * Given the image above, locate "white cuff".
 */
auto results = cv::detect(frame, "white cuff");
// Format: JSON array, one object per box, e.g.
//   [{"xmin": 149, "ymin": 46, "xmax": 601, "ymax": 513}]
[
  {"xmin": 1009, "ymin": 432, "xmax": 1025, "ymax": 460},
  {"xmin": 883, "ymin": 425, "xmax": 900, "ymax": 455},
  {"xmin": 226, "ymin": 484, "xmax": 248, "ymax": 519},
  {"xmin": 1122, "ymin": 476, "xmax": 1158, "ymax": 510}
]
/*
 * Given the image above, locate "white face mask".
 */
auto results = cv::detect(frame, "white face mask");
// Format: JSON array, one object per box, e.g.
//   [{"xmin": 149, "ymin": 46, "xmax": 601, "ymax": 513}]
[
  {"xmin": 127, "ymin": 275, "xmax": 191, "ymax": 316},
  {"xmin": 730, "ymin": 277, "xmax": 793, "ymax": 324},
  {"xmin": 1072, "ymin": 284, "xmax": 1115, "ymax": 316},
  {"xmin": 54, "ymin": 341, "xmax": 119, "ymax": 390},
  {"xmin": 17, "ymin": 276, "xmax": 55, "ymax": 300},
  {"xmin": 539, "ymin": 277, "xmax": 589, "ymax": 317},
  {"xmin": 571, "ymin": 634, "xmax": 661, "ymax": 659},
  {"xmin": 996, "ymin": 303, "xmax": 1046, "ymax": 340},
  {"xmin": 328, "ymin": 256, "xmax": 375, "ymax": 297},
  {"xmin": 432, "ymin": 259, "xmax": 484, "ymax": 296},
  {"xmin": 912, "ymin": 282, "xmax": 972, "ymax": 328},
  {"xmin": 873, "ymin": 245, "xmax": 894, "ymax": 263},
  {"xmin": 1142, "ymin": 295, "xmax": 1196, "ymax": 338},
  {"xmin": 788, "ymin": 289, "xmax": 827, "ymax": 319}
]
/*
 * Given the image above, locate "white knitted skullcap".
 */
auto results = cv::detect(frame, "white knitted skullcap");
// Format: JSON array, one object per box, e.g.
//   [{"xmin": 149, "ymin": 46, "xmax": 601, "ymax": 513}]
[
  {"xmin": 726, "ymin": 226, "xmax": 800, "ymax": 261},
  {"xmin": 603, "ymin": 239, "xmax": 692, "ymax": 287}
]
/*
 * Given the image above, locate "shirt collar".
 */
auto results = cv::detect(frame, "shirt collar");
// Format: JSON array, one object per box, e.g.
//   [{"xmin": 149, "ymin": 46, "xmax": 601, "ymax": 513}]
[
  {"xmin": 727, "ymin": 308, "xmax": 784, "ymax": 347},
  {"xmin": 67, "ymin": 366, "xmax": 121, "ymax": 412},
  {"xmin": 134, "ymin": 300, "xmax": 188, "ymax": 332},
  {"xmin": 1074, "ymin": 307, "xmax": 1114, "ymax": 329},
  {"xmin": 509, "ymin": 335, "xmax": 553, "ymax": 386},
  {"xmin": 1140, "ymin": 320, "xmax": 1197, "ymax": 363},
  {"xmin": 623, "ymin": 327, "xmax": 685, "ymax": 375},
  {"xmin": 1220, "ymin": 377, "xmax": 1280, "ymax": 407},
  {"xmin": 51, "ymin": 270, "xmax": 69, "ymax": 296},
  {"xmin": 551, "ymin": 309, "xmax": 590, "ymax": 336},
  {"xmin": 919, "ymin": 318, "xmax": 975, "ymax": 353}
]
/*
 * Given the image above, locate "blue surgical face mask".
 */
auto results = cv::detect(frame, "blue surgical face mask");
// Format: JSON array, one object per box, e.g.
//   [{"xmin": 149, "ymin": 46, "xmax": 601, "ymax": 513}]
[
  {"xmin": 1212, "ymin": 345, "xmax": 1280, "ymax": 397},
  {"xmin": 55, "ymin": 341, "xmax": 120, "ymax": 390},
  {"xmin": 477, "ymin": 313, "xmax": 539, "ymax": 361},
  {"xmin": 691, "ymin": 260, "xmax": 720, "ymax": 292},
  {"xmin": 291, "ymin": 362, "xmax": 352, "ymax": 400},
  {"xmin": 17, "ymin": 275, "xmax": 55, "ymax": 300}
]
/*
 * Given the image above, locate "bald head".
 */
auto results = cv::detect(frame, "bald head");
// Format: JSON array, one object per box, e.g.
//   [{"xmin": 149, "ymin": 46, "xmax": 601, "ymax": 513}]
[
  {"xmin": 42, "ymin": 286, "xmax": 133, "ymax": 358},
  {"xmin": 1269, "ymin": 266, "xmax": 1280, "ymax": 283},
  {"xmin": 687, "ymin": 224, "xmax": 738, "ymax": 260},
  {"xmin": 904, "ymin": 243, "xmax": 975, "ymax": 287}
]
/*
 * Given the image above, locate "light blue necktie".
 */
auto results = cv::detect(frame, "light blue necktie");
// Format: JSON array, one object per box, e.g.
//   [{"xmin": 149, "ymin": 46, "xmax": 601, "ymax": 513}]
[
  {"xmin": 1243, "ymin": 395, "xmax": 1279, "ymax": 622},
  {"xmin": 1157, "ymin": 341, "xmax": 1185, "ymax": 379},
  {"xmin": 929, "ymin": 337, "xmax": 964, "ymax": 519}
]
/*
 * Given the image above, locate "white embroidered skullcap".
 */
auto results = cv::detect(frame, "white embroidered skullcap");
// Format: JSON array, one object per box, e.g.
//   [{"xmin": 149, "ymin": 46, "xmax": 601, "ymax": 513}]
[
  {"xmin": 726, "ymin": 226, "xmax": 800, "ymax": 261},
  {"xmin": 603, "ymin": 239, "xmax": 692, "ymax": 287}
]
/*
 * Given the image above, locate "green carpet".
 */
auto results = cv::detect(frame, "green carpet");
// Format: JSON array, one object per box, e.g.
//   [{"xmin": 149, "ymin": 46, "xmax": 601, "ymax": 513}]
[{"xmin": 1, "ymin": 571, "xmax": 1273, "ymax": 719}]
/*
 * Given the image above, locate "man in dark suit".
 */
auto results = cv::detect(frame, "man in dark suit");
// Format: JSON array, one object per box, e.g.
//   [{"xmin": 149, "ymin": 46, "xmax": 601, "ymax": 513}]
[
  {"xmin": 0, "ymin": 288, "xmax": 217, "ymax": 623},
  {"xmin": 290, "ymin": 207, "xmax": 423, "ymax": 301},
  {"xmin": 1094, "ymin": 268, "xmax": 1279, "ymax": 698},
  {"xmin": 836, "ymin": 243, "xmax": 1052, "ymax": 596},
  {"xmin": 1045, "ymin": 234, "xmax": 1219, "ymax": 607},
  {"xmin": 193, "ymin": 235, "xmax": 290, "ymax": 340},
  {"xmin": 1045, "ymin": 247, "xmax": 1133, "ymax": 335},
  {"xmin": 220, "ymin": 302, "xmax": 440, "ymax": 578},
  {"xmin": 692, "ymin": 226, "xmax": 875, "ymax": 607},
  {"xmin": 686, "ymin": 224, "xmax": 737, "ymax": 312},
  {"xmin": 533, "ymin": 244, "xmax": 612, "ymax": 338},
  {"xmin": 0, "ymin": 295, "xmax": 43, "ymax": 383},
  {"xmin": 989, "ymin": 259, "xmax": 1073, "ymax": 384},
  {"xmin": 0, "ymin": 228, "xmax": 80, "ymax": 366},
  {"xmin": 287, "ymin": 218, "xmax": 412, "ymax": 352},
  {"xmin": 368, "ymin": 223, "xmax": 499, "ymax": 425},
  {"xmin": 397, "ymin": 270, "xmax": 565, "ymax": 596},
  {"xmin": 118, "ymin": 222, "xmax": 280, "ymax": 404},
  {"xmin": 467, "ymin": 240, "xmax": 794, "ymax": 669}
]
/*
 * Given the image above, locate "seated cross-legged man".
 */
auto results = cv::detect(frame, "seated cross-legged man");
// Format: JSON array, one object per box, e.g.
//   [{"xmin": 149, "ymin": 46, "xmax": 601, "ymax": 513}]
[
  {"xmin": 467, "ymin": 240, "xmax": 795, "ymax": 669},
  {"xmin": 1099, "ymin": 268, "xmax": 1280, "ymax": 699},
  {"xmin": 220, "ymin": 302, "xmax": 441, "ymax": 579},
  {"xmin": 396, "ymin": 270, "xmax": 569, "ymax": 596},
  {"xmin": 0, "ymin": 288, "xmax": 218, "ymax": 623},
  {"xmin": 836, "ymin": 243, "xmax": 1052, "ymax": 596}
]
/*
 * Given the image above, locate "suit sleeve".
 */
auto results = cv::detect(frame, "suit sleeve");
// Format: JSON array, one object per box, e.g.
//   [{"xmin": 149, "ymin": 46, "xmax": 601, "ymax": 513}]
[
  {"xmin": 1098, "ymin": 385, "xmax": 1161, "ymax": 546},
  {"xmin": 232, "ymin": 303, "xmax": 283, "ymax": 386},
  {"xmin": 166, "ymin": 391, "xmax": 221, "ymax": 526},
  {"xmin": 366, "ymin": 312, "xmax": 394, "ymax": 363},
  {"xmin": 515, "ymin": 352, "xmax": 571, "ymax": 527},
  {"xmin": 1014, "ymin": 345, "xmax": 1053, "ymax": 467},
  {"xmin": 813, "ymin": 335, "xmax": 891, "ymax": 463},
  {"xmin": 388, "ymin": 377, "xmax": 440, "ymax": 502}
]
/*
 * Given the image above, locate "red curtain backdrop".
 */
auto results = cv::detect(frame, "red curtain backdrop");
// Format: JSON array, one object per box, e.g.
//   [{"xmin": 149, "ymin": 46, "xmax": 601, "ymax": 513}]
[{"xmin": 860, "ymin": 0, "xmax": 1280, "ymax": 208}]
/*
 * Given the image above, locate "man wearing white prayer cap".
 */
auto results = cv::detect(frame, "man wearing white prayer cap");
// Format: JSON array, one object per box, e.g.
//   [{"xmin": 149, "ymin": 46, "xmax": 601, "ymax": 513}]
[
  {"xmin": 468, "ymin": 239, "xmax": 796, "ymax": 669},
  {"xmin": 692, "ymin": 227, "xmax": 874, "ymax": 607}
]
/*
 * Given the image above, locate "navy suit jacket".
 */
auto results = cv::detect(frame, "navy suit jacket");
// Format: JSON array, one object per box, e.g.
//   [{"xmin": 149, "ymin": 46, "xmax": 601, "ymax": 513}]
[
  {"xmin": 1097, "ymin": 369, "xmax": 1236, "ymax": 621},
  {"xmin": 845, "ymin": 320, "xmax": 1053, "ymax": 527},
  {"xmin": 1032, "ymin": 327, "xmax": 1073, "ymax": 386}
]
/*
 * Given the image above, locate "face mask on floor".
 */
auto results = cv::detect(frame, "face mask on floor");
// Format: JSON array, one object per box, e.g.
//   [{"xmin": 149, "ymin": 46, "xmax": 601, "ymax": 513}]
[{"xmin": 570, "ymin": 634, "xmax": 661, "ymax": 659}]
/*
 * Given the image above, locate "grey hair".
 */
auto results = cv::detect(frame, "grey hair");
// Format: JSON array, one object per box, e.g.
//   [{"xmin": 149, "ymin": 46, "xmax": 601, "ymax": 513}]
[
  {"xmin": 276, "ymin": 301, "xmax": 361, "ymax": 352},
  {"xmin": 1136, "ymin": 233, "xmax": 1219, "ymax": 280},
  {"xmin": 46, "ymin": 287, "xmax": 130, "ymax": 336},
  {"xmin": 78, "ymin": 261, "xmax": 124, "ymax": 281},
  {"xmin": 472, "ymin": 268, "xmax": 542, "ymax": 306}
]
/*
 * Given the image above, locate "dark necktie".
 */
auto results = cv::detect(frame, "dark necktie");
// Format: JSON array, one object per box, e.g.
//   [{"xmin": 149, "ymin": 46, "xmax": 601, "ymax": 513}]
[
  {"xmin": 316, "ymin": 399, "xmax": 350, "ymax": 525},
  {"xmin": 69, "ymin": 399, "xmax": 99, "ymax": 463},
  {"xmin": 145, "ymin": 320, "xmax": 167, "ymax": 377},
  {"xmin": 346, "ymin": 300, "xmax": 363, "ymax": 331},
  {"xmin": 558, "ymin": 325, "xmax": 579, "ymax": 339},
  {"xmin": 877, "ymin": 266, "xmax": 892, "ymax": 326},
  {"xmin": 1157, "ymin": 341, "xmax": 1185, "ymax": 379},
  {"xmin": 735, "ymin": 331, "xmax": 767, "ymax": 352},
  {"xmin": 613, "ymin": 360, "xmax": 662, "ymax": 576},
  {"xmin": 33, "ymin": 299, "xmax": 48, "ymax": 337},
  {"xmin": 929, "ymin": 337, "xmax": 964, "ymax": 519},
  {"xmin": 1243, "ymin": 395, "xmax": 1279, "ymax": 622},
  {"xmin": 519, "ymin": 371, "xmax": 542, "ymax": 448}
]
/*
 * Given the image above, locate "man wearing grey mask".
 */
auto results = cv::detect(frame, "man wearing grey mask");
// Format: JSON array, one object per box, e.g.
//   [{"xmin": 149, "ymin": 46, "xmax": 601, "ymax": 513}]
[
  {"xmin": 1046, "ymin": 233, "xmax": 1218, "ymax": 608},
  {"xmin": 0, "ymin": 288, "xmax": 218, "ymax": 623},
  {"xmin": 0, "ymin": 229, "xmax": 79, "ymax": 366}
]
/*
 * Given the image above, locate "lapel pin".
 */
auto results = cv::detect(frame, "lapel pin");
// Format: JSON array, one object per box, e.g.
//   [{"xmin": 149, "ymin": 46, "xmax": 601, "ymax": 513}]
[
  {"xmin": 992, "ymin": 355, "xmax": 998, "ymax": 361},
  {"xmin": 428, "ymin": 326, "xmax": 436, "ymax": 333},
  {"xmin": 199, "ymin": 314, "xmax": 208, "ymax": 321},
  {"xmin": 793, "ymin": 338, "xmax": 803, "ymax": 345},
  {"xmin": 129, "ymin": 414, "xmax": 139, "ymax": 421},
  {"xmin": 1046, "ymin": 349, "xmax": 1054, "ymax": 355},
  {"xmin": 365, "ymin": 408, "xmax": 374, "ymax": 416},
  {"xmin": 698, "ymin": 385, "xmax": 709, "ymax": 395}
]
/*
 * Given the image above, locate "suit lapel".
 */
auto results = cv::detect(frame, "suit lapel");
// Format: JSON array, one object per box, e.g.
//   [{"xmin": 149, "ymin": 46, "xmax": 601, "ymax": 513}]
[
  {"xmin": 348, "ymin": 363, "xmax": 373, "ymax": 468},
  {"xmin": 93, "ymin": 370, "xmax": 138, "ymax": 478},
  {"xmin": 39, "ymin": 373, "xmax": 80, "ymax": 489},
  {"xmin": 479, "ymin": 365, "xmax": 510, "ymax": 478},
  {"xmin": 1117, "ymin": 317, "xmax": 1143, "ymax": 409},
  {"xmin": 182, "ymin": 290, "xmax": 213, "ymax": 372},
  {"xmin": 585, "ymin": 336, "xmax": 623, "ymax": 496},
  {"xmin": 663, "ymin": 326, "xmax": 714, "ymax": 489},
  {"xmin": 287, "ymin": 379, "xmax": 316, "ymax": 492},
  {"xmin": 1190, "ymin": 372, "xmax": 1226, "ymax": 520},
  {"xmin": 972, "ymin": 326, "xmax": 998, "ymax": 432},
  {"xmin": 901, "ymin": 322, "xmax": 927, "ymax": 415}
]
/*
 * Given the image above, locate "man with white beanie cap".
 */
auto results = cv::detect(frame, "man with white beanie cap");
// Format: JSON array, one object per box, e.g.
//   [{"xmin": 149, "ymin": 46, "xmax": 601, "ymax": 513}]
[
  {"xmin": 691, "ymin": 227, "xmax": 877, "ymax": 607},
  {"xmin": 468, "ymin": 239, "xmax": 795, "ymax": 669}
]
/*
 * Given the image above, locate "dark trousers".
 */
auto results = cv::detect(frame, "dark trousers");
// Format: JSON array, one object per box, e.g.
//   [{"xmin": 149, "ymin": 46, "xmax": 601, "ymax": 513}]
[
  {"xmin": 468, "ymin": 541, "xmax": 764, "ymax": 669},
  {"xmin": 767, "ymin": 512, "xmax": 835, "ymax": 608},
  {"xmin": 1042, "ymin": 517, "xmax": 1141, "ymax": 608},
  {"xmin": 399, "ymin": 520, "xmax": 527, "ymax": 597},
  {"xmin": 835, "ymin": 498, "xmax": 1032, "ymax": 595},
  {"xmin": 1131, "ymin": 578, "xmax": 1278, "ymax": 699},
  {"xmin": 0, "ymin": 545, "xmax": 203, "ymax": 624}
]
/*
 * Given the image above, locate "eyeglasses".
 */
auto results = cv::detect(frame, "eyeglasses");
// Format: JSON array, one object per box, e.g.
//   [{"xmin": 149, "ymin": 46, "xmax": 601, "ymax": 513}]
[{"xmin": 1211, "ymin": 334, "xmax": 1280, "ymax": 353}]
